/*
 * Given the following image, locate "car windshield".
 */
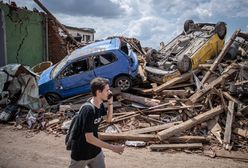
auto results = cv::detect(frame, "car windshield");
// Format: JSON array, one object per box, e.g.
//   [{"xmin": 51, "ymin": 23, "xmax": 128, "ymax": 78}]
[{"xmin": 51, "ymin": 56, "xmax": 69, "ymax": 78}]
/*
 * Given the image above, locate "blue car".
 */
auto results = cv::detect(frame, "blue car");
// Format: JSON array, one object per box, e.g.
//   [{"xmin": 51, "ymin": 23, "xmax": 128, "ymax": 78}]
[{"xmin": 38, "ymin": 37, "xmax": 139, "ymax": 104}]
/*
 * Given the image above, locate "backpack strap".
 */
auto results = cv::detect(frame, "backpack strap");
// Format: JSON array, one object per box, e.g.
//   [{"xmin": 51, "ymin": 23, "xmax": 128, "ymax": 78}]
[{"xmin": 80, "ymin": 101, "xmax": 95, "ymax": 115}]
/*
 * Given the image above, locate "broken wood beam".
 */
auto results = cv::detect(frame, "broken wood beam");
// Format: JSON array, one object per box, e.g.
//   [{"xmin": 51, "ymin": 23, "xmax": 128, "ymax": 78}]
[
  {"xmin": 149, "ymin": 143, "xmax": 203, "ymax": 151},
  {"xmin": 158, "ymin": 105, "xmax": 223, "ymax": 140},
  {"xmin": 201, "ymin": 29, "xmax": 240, "ymax": 84},
  {"xmin": 223, "ymin": 101, "xmax": 235, "ymax": 149},
  {"xmin": 125, "ymin": 121, "xmax": 182, "ymax": 134},
  {"xmin": 167, "ymin": 136, "xmax": 209, "ymax": 144},
  {"xmin": 233, "ymin": 128, "xmax": 248, "ymax": 138},
  {"xmin": 223, "ymin": 92, "xmax": 243, "ymax": 105},
  {"xmin": 121, "ymin": 92, "xmax": 160, "ymax": 107},
  {"xmin": 111, "ymin": 113, "xmax": 140, "ymax": 123},
  {"xmin": 160, "ymin": 90, "xmax": 193, "ymax": 98},
  {"xmin": 99, "ymin": 133, "xmax": 158, "ymax": 141},
  {"xmin": 153, "ymin": 70, "xmax": 198, "ymax": 93},
  {"xmin": 214, "ymin": 149, "xmax": 248, "ymax": 161},
  {"xmin": 145, "ymin": 105, "xmax": 203, "ymax": 114},
  {"xmin": 188, "ymin": 65, "xmax": 238, "ymax": 104},
  {"xmin": 139, "ymin": 115, "xmax": 165, "ymax": 124}
]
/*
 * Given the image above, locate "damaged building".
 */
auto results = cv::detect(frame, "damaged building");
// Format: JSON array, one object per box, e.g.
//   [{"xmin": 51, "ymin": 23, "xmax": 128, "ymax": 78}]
[{"xmin": 0, "ymin": 1, "xmax": 95, "ymax": 66}]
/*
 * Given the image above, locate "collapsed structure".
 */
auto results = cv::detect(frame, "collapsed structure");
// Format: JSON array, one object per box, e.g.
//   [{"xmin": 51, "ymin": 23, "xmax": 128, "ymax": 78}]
[{"xmin": 0, "ymin": 0, "xmax": 248, "ymax": 162}]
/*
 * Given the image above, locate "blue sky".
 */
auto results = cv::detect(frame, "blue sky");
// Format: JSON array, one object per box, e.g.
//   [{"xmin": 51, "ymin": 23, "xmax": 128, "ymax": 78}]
[{"xmin": 3, "ymin": 0, "xmax": 248, "ymax": 48}]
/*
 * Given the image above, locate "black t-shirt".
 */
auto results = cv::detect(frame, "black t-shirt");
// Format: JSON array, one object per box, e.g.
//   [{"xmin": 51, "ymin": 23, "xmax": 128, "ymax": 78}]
[{"xmin": 71, "ymin": 102, "xmax": 107, "ymax": 161}]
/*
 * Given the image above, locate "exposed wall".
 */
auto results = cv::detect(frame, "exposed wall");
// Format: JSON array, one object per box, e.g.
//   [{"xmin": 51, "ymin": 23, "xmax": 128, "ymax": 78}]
[
  {"xmin": 47, "ymin": 17, "xmax": 68, "ymax": 64},
  {"xmin": 0, "ymin": 8, "xmax": 6, "ymax": 67},
  {"xmin": 0, "ymin": 2, "xmax": 46, "ymax": 67}
]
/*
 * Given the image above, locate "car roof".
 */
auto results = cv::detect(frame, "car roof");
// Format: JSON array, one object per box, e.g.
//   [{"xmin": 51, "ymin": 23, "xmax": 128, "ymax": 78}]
[{"xmin": 68, "ymin": 38, "xmax": 120, "ymax": 61}]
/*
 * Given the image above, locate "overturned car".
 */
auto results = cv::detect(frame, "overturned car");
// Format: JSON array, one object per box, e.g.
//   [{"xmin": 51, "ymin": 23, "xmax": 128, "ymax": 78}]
[
  {"xmin": 145, "ymin": 20, "xmax": 227, "ymax": 84},
  {"xmin": 38, "ymin": 37, "xmax": 139, "ymax": 104}
]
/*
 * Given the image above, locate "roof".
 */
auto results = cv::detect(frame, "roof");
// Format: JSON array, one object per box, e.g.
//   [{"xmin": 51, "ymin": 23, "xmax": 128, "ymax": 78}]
[
  {"xmin": 68, "ymin": 38, "xmax": 120, "ymax": 61},
  {"xmin": 64, "ymin": 25, "xmax": 96, "ymax": 33}
]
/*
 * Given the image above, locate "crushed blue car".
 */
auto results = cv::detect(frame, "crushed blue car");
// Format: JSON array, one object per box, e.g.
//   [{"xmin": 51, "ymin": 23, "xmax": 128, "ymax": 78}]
[{"xmin": 38, "ymin": 37, "xmax": 139, "ymax": 104}]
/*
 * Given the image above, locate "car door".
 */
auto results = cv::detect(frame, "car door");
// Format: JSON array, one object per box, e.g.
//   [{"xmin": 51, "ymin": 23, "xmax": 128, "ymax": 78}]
[
  {"xmin": 58, "ymin": 57, "xmax": 95, "ymax": 97},
  {"xmin": 92, "ymin": 52, "xmax": 121, "ymax": 84}
]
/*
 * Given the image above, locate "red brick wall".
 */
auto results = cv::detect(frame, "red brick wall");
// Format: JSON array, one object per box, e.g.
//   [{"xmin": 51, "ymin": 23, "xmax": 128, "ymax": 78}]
[{"xmin": 47, "ymin": 17, "xmax": 68, "ymax": 64}]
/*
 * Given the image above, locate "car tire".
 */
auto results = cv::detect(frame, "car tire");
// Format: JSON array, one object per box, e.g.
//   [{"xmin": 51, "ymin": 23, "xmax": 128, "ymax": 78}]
[
  {"xmin": 177, "ymin": 54, "xmax": 192, "ymax": 73},
  {"xmin": 184, "ymin": 20, "xmax": 194, "ymax": 32},
  {"xmin": 114, "ymin": 76, "xmax": 132, "ymax": 91},
  {"xmin": 215, "ymin": 22, "xmax": 226, "ymax": 40},
  {"xmin": 145, "ymin": 48, "xmax": 157, "ymax": 63},
  {"xmin": 45, "ymin": 93, "xmax": 61, "ymax": 105}
]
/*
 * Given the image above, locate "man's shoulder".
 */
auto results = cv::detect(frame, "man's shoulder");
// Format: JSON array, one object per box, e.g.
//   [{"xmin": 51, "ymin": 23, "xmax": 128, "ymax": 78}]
[{"xmin": 79, "ymin": 102, "xmax": 95, "ymax": 113}]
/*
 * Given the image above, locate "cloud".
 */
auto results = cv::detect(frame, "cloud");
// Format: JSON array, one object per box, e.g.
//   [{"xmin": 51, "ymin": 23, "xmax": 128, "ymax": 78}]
[
  {"xmin": 40, "ymin": 0, "xmax": 125, "ymax": 18},
  {"xmin": 2, "ymin": 0, "xmax": 248, "ymax": 48}
]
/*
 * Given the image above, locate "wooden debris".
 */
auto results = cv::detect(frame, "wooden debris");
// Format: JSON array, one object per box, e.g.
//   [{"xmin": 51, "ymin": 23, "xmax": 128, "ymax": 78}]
[
  {"xmin": 99, "ymin": 133, "xmax": 158, "ymax": 141},
  {"xmin": 214, "ymin": 149, "xmax": 248, "ymax": 161},
  {"xmin": 125, "ymin": 121, "xmax": 182, "ymax": 134},
  {"xmin": 201, "ymin": 29, "xmax": 240, "ymax": 84},
  {"xmin": 188, "ymin": 64, "xmax": 238, "ymax": 104},
  {"xmin": 158, "ymin": 106, "xmax": 223, "ymax": 140},
  {"xmin": 223, "ymin": 101, "xmax": 235, "ymax": 149},
  {"xmin": 153, "ymin": 70, "xmax": 198, "ymax": 93},
  {"xmin": 149, "ymin": 143, "xmax": 203, "ymax": 151},
  {"xmin": 167, "ymin": 136, "xmax": 209, "ymax": 144},
  {"xmin": 233, "ymin": 128, "xmax": 248, "ymax": 138},
  {"xmin": 121, "ymin": 92, "xmax": 160, "ymax": 107}
]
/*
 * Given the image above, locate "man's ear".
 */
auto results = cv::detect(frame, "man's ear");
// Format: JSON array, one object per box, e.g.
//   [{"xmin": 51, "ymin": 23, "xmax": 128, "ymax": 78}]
[{"xmin": 96, "ymin": 90, "xmax": 101, "ymax": 96}]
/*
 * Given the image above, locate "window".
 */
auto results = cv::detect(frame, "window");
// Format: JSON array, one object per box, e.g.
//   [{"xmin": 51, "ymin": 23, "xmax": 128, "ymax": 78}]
[
  {"xmin": 94, "ymin": 53, "xmax": 117, "ymax": 68},
  {"xmin": 61, "ymin": 59, "xmax": 89, "ymax": 77},
  {"xmin": 120, "ymin": 41, "xmax": 129, "ymax": 55},
  {"xmin": 85, "ymin": 35, "xmax": 91, "ymax": 42}
]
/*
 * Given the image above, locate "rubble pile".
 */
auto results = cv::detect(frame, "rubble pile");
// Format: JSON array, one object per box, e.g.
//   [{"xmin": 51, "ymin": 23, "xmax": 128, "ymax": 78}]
[{"xmin": 1, "ymin": 30, "xmax": 248, "ymax": 161}]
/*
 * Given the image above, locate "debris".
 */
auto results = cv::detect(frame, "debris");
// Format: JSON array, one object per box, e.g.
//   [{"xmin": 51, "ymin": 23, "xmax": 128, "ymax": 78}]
[
  {"xmin": 125, "ymin": 141, "xmax": 146, "ymax": 147},
  {"xmin": 149, "ymin": 143, "xmax": 203, "ymax": 151}
]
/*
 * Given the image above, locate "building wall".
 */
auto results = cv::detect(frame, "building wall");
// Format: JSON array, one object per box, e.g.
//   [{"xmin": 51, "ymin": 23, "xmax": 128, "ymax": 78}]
[
  {"xmin": 66, "ymin": 29, "xmax": 94, "ymax": 42},
  {"xmin": 0, "ymin": 8, "xmax": 6, "ymax": 67},
  {"xmin": 48, "ymin": 18, "xmax": 68, "ymax": 64},
  {"xmin": 0, "ymin": 3, "xmax": 46, "ymax": 67}
]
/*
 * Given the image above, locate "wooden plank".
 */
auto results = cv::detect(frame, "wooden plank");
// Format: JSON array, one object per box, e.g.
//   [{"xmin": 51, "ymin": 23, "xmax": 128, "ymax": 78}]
[
  {"xmin": 223, "ymin": 92, "xmax": 244, "ymax": 105},
  {"xmin": 223, "ymin": 101, "xmax": 235, "ymax": 148},
  {"xmin": 201, "ymin": 29, "xmax": 240, "ymax": 84},
  {"xmin": 174, "ymin": 95, "xmax": 193, "ymax": 118},
  {"xmin": 215, "ymin": 149, "xmax": 248, "ymax": 161},
  {"xmin": 158, "ymin": 106, "xmax": 223, "ymax": 140},
  {"xmin": 188, "ymin": 65, "xmax": 238, "ymax": 104},
  {"xmin": 153, "ymin": 71, "xmax": 197, "ymax": 93},
  {"xmin": 161, "ymin": 90, "xmax": 192, "ymax": 98},
  {"xmin": 99, "ymin": 133, "xmax": 158, "ymax": 141},
  {"xmin": 145, "ymin": 105, "xmax": 203, "ymax": 114},
  {"xmin": 138, "ymin": 115, "xmax": 165, "ymax": 124},
  {"xmin": 149, "ymin": 143, "xmax": 203, "ymax": 151},
  {"xmin": 131, "ymin": 87, "xmax": 153, "ymax": 95},
  {"xmin": 233, "ymin": 128, "xmax": 248, "ymax": 138},
  {"xmin": 125, "ymin": 122, "xmax": 182, "ymax": 134},
  {"xmin": 167, "ymin": 136, "xmax": 209, "ymax": 144},
  {"xmin": 111, "ymin": 113, "xmax": 140, "ymax": 123},
  {"xmin": 121, "ymin": 92, "xmax": 160, "ymax": 107}
]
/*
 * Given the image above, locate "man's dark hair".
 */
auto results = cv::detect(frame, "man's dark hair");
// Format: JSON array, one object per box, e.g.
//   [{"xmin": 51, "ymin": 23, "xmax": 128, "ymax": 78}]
[{"xmin": 90, "ymin": 77, "xmax": 110, "ymax": 96}]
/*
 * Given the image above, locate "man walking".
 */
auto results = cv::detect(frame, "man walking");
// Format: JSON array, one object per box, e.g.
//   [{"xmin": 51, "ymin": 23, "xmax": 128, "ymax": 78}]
[{"xmin": 69, "ymin": 77, "xmax": 125, "ymax": 168}]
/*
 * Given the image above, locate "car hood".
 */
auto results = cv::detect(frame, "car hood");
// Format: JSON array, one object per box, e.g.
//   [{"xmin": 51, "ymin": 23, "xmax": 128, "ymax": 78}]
[{"xmin": 38, "ymin": 66, "xmax": 54, "ymax": 85}]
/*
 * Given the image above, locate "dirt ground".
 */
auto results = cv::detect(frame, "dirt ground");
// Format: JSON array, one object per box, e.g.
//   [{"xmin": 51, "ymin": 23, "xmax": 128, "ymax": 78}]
[{"xmin": 0, "ymin": 124, "xmax": 247, "ymax": 168}]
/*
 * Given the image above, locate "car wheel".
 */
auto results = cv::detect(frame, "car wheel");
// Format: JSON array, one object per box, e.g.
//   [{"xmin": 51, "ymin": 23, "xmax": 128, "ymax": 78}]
[
  {"xmin": 145, "ymin": 48, "xmax": 157, "ymax": 63},
  {"xmin": 215, "ymin": 22, "xmax": 226, "ymax": 40},
  {"xmin": 45, "ymin": 93, "xmax": 61, "ymax": 105},
  {"xmin": 184, "ymin": 20, "xmax": 194, "ymax": 32},
  {"xmin": 177, "ymin": 54, "xmax": 192, "ymax": 73},
  {"xmin": 114, "ymin": 76, "xmax": 132, "ymax": 91}
]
